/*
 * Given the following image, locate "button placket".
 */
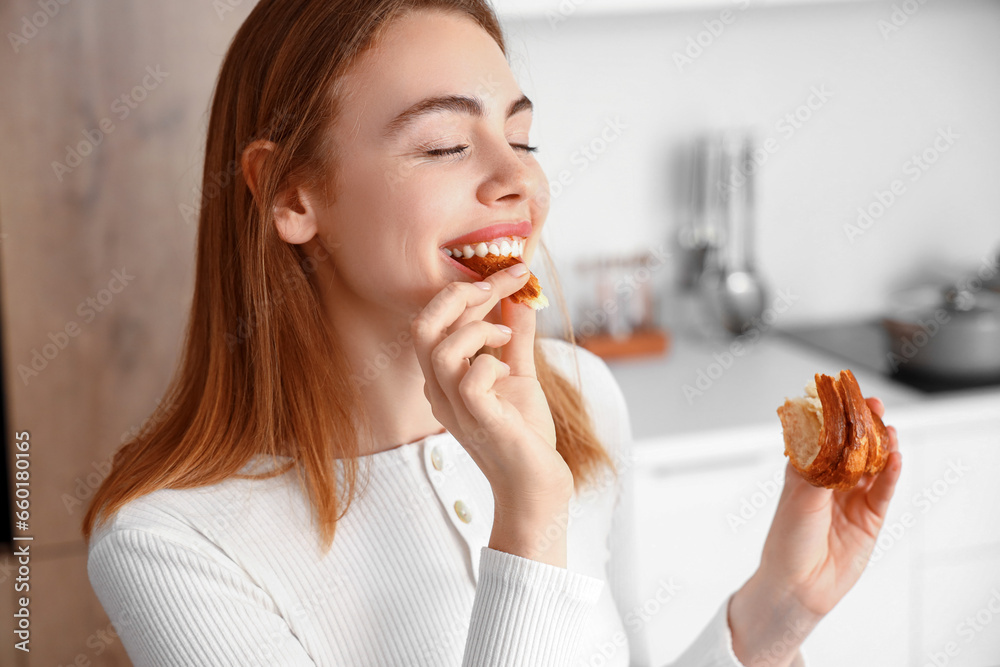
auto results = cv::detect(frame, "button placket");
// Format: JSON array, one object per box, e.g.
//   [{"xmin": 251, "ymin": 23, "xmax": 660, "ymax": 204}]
[
  {"xmin": 424, "ymin": 440, "xmax": 477, "ymax": 531},
  {"xmin": 421, "ymin": 436, "xmax": 493, "ymax": 584}
]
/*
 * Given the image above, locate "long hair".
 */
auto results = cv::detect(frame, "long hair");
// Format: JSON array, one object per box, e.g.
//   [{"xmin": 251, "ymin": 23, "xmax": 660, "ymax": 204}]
[{"xmin": 82, "ymin": 0, "xmax": 616, "ymax": 555}]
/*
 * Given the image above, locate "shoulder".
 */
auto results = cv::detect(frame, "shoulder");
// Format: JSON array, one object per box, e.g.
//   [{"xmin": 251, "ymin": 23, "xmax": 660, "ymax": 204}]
[
  {"xmin": 538, "ymin": 337, "xmax": 626, "ymax": 405},
  {"xmin": 537, "ymin": 335, "xmax": 607, "ymax": 384},
  {"xmin": 87, "ymin": 464, "xmax": 297, "ymax": 564},
  {"xmin": 537, "ymin": 336, "xmax": 632, "ymax": 449}
]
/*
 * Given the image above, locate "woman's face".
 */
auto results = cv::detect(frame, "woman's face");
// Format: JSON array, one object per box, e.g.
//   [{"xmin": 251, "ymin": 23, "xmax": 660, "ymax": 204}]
[{"xmin": 307, "ymin": 9, "xmax": 549, "ymax": 324}]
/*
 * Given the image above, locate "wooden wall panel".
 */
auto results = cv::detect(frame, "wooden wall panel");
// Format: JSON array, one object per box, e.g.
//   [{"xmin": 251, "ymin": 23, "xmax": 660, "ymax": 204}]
[{"xmin": 0, "ymin": 1, "xmax": 257, "ymax": 663}]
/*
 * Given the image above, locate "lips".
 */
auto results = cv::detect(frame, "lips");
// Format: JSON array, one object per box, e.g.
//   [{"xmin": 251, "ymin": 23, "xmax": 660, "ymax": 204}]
[{"xmin": 440, "ymin": 220, "xmax": 532, "ymax": 248}]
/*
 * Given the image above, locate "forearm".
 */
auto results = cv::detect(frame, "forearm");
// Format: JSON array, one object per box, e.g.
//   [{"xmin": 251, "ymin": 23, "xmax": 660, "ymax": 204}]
[{"xmin": 727, "ymin": 571, "xmax": 819, "ymax": 667}]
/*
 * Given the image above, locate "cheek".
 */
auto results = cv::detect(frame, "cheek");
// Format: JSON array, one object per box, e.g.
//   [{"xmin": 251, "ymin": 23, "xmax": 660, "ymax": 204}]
[
  {"xmin": 384, "ymin": 165, "xmax": 471, "ymax": 232},
  {"xmin": 334, "ymin": 160, "xmax": 431, "ymax": 243},
  {"xmin": 530, "ymin": 166, "xmax": 550, "ymax": 226}
]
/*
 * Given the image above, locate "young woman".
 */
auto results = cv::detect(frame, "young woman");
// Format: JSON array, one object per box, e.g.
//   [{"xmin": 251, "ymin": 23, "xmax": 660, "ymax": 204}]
[{"xmin": 83, "ymin": 1, "xmax": 902, "ymax": 665}]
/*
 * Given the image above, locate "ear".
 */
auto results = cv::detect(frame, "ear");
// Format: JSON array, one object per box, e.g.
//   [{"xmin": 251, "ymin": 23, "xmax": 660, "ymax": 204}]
[{"xmin": 241, "ymin": 138, "xmax": 318, "ymax": 245}]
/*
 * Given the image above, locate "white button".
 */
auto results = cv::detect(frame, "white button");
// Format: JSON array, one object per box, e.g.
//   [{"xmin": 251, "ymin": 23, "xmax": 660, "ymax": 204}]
[
  {"xmin": 431, "ymin": 445, "xmax": 444, "ymax": 471},
  {"xmin": 454, "ymin": 500, "xmax": 472, "ymax": 523}
]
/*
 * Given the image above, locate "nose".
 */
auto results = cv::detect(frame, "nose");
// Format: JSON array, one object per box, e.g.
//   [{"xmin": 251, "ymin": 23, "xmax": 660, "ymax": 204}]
[{"xmin": 476, "ymin": 139, "xmax": 541, "ymax": 207}]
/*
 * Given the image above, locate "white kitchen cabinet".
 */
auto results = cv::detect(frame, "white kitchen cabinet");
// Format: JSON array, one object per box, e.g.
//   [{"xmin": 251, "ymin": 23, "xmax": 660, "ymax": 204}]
[
  {"xmin": 609, "ymin": 329, "xmax": 1000, "ymax": 665},
  {"xmin": 902, "ymin": 398, "xmax": 1000, "ymax": 667},
  {"xmin": 631, "ymin": 423, "xmax": 912, "ymax": 666},
  {"xmin": 629, "ymin": 392, "xmax": 1000, "ymax": 666},
  {"xmin": 632, "ymin": 428, "xmax": 779, "ymax": 663},
  {"xmin": 918, "ymin": 558, "xmax": 1000, "ymax": 667}
]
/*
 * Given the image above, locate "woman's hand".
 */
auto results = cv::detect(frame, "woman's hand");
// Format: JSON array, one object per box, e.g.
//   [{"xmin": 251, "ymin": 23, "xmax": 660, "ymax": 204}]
[
  {"xmin": 411, "ymin": 264, "xmax": 574, "ymax": 566},
  {"xmin": 729, "ymin": 396, "xmax": 903, "ymax": 666}
]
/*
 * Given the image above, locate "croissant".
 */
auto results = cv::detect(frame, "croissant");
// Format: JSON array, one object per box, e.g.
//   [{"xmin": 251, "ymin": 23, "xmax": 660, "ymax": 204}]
[
  {"xmin": 777, "ymin": 369, "xmax": 889, "ymax": 491},
  {"xmin": 451, "ymin": 253, "xmax": 549, "ymax": 310}
]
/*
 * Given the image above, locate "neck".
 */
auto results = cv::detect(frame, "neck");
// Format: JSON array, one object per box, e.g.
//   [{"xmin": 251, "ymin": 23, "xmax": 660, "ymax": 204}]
[{"xmin": 321, "ymin": 284, "xmax": 447, "ymax": 457}]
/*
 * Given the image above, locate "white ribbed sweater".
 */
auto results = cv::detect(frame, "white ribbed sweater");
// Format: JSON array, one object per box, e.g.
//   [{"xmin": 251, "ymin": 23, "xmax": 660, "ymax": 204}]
[{"xmin": 87, "ymin": 337, "xmax": 794, "ymax": 666}]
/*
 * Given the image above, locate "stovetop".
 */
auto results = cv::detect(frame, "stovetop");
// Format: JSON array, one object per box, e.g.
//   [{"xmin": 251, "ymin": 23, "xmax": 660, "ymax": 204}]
[{"xmin": 775, "ymin": 319, "xmax": 1000, "ymax": 394}]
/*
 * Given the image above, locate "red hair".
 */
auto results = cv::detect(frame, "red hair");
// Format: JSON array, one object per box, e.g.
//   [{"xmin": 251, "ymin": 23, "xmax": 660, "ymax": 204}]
[{"xmin": 82, "ymin": 0, "xmax": 616, "ymax": 555}]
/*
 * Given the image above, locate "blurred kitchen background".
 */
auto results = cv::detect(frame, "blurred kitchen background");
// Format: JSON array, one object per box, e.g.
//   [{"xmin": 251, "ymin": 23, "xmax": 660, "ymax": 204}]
[{"xmin": 1, "ymin": 0, "xmax": 999, "ymax": 665}]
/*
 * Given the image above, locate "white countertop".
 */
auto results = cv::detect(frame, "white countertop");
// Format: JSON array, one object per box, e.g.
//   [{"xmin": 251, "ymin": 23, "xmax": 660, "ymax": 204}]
[{"xmin": 605, "ymin": 330, "xmax": 1000, "ymax": 444}]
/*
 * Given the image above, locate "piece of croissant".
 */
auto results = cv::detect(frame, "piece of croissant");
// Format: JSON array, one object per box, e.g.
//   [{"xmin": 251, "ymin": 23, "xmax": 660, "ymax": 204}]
[
  {"xmin": 451, "ymin": 253, "xmax": 549, "ymax": 310},
  {"xmin": 777, "ymin": 369, "xmax": 889, "ymax": 491}
]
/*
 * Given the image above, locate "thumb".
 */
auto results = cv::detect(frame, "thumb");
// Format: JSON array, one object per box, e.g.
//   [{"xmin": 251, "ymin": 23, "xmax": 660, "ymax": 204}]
[
  {"xmin": 499, "ymin": 297, "xmax": 536, "ymax": 378},
  {"xmin": 783, "ymin": 461, "xmax": 832, "ymax": 511}
]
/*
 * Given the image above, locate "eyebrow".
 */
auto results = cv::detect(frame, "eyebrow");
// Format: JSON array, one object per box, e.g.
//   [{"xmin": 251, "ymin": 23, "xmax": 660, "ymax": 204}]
[{"xmin": 382, "ymin": 93, "xmax": 533, "ymax": 138}]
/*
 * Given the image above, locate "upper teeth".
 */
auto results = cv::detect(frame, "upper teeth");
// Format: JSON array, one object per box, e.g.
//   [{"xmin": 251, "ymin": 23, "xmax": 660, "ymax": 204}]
[{"xmin": 444, "ymin": 236, "xmax": 524, "ymax": 259}]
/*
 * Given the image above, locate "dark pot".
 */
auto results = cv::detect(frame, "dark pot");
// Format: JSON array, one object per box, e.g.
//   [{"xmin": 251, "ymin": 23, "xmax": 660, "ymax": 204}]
[{"xmin": 881, "ymin": 282, "xmax": 1000, "ymax": 384}]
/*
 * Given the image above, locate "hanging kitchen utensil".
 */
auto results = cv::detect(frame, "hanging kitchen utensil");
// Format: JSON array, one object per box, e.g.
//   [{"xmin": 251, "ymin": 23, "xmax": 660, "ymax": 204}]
[{"xmin": 700, "ymin": 130, "xmax": 769, "ymax": 336}]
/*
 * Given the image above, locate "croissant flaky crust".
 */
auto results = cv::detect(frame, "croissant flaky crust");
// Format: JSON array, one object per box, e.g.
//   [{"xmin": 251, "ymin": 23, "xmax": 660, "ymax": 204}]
[
  {"xmin": 451, "ymin": 253, "xmax": 549, "ymax": 310},
  {"xmin": 777, "ymin": 369, "xmax": 889, "ymax": 491}
]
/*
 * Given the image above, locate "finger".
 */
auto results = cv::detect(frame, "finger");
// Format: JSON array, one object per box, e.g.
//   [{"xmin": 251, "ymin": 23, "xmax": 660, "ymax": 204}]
[
  {"xmin": 865, "ymin": 396, "xmax": 885, "ymax": 418},
  {"xmin": 458, "ymin": 353, "xmax": 513, "ymax": 438},
  {"xmin": 853, "ymin": 471, "xmax": 877, "ymax": 495},
  {"xmin": 866, "ymin": 450, "xmax": 902, "ymax": 520},
  {"xmin": 432, "ymin": 320, "xmax": 513, "ymax": 422},
  {"xmin": 452, "ymin": 263, "xmax": 532, "ymax": 331},
  {"xmin": 782, "ymin": 460, "xmax": 832, "ymax": 510},
  {"xmin": 499, "ymin": 294, "xmax": 537, "ymax": 378},
  {"xmin": 836, "ymin": 423, "xmax": 897, "ymax": 499},
  {"xmin": 412, "ymin": 281, "xmax": 498, "ymax": 398}
]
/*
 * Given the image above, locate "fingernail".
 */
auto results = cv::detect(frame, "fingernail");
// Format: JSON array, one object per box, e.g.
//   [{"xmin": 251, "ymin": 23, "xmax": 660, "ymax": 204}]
[
  {"xmin": 495, "ymin": 324, "xmax": 512, "ymax": 335},
  {"xmin": 508, "ymin": 263, "xmax": 528, "ymax": 277},
  {"xmin": 474, "ymin": 281, "xmax": 491, "ymax": 290}
]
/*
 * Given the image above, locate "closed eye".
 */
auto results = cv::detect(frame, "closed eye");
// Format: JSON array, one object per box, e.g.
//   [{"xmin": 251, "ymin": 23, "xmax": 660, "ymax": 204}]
[
  {"xmin": 426, "ymin": 145, "xmax": 469, "ymax": 157},
  {"xmin": 425, "ymin": 143, "xmax": 538, "ymax": 157}
]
